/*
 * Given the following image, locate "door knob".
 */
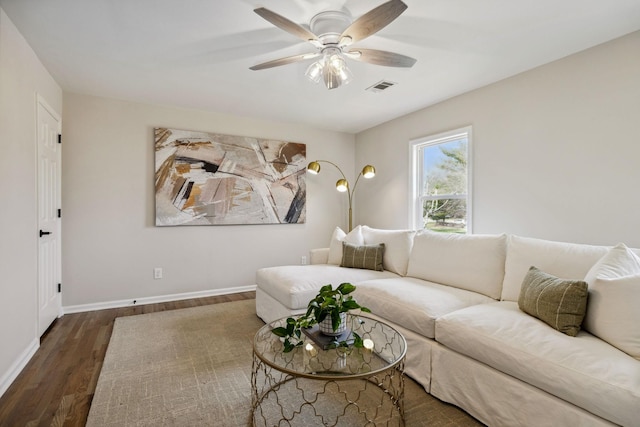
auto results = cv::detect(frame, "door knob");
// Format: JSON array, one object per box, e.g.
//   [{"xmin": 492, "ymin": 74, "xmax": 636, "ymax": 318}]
[{"xmin": 39, "ymin": 230, "xmax": 51, "ymax": 237}]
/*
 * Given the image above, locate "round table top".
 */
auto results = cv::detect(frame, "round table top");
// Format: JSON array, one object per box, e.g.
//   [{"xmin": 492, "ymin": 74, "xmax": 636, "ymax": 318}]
[{"xmin": 253, "ymin": 314, "xmax": 407, "ymax": 380}]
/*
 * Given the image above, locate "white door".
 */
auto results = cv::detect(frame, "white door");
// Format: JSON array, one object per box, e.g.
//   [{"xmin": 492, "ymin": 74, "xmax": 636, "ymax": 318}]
[{"xmin": 37, "ymin": 95, "xmax": 62, "ymax": 336}]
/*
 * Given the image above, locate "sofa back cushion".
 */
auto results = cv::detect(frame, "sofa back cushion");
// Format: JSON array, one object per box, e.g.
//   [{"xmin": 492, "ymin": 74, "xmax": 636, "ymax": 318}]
[
  {"xmin": 406, "ymin": 231, "xmax": 507, "ymax": 299},
  {"xmin": 328, "ymin": 225, "xmax": 364, "ymax": 265},
  {"xmin": 501, "ymin": 235, "xmax": 609, "ymax": 301},
  {"xmin": 361, "ymin": 226, "xmax": 415, "ymax": 276}
]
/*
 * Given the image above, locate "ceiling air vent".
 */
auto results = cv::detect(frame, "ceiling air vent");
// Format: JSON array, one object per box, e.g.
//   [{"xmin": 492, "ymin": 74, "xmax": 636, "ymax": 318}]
[{"xmin": 366, "ymin": 80, "xmax": 396, "ymax": 93}]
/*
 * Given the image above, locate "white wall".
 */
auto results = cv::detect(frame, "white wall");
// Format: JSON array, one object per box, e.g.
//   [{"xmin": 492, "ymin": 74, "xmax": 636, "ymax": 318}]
[
  {"xmin": 4, "ymin": 2, "xmax": 637, "ymax": 396},
  {"xmin": 355, "ymin": 31, "xmax": 640, "ymax": 247},
  {"xmin": 0, "ymin": 7, "xmax": 62, "ymax": 394},
  {"xmin": 62, "ymin": 93, "xmax": 355, "ymax": 308}
]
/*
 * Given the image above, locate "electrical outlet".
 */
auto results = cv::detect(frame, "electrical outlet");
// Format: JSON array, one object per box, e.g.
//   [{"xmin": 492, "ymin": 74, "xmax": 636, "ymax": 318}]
[
  {"xmin": 154, "ymin": 267, "xmax": 163, "ymax": 279},
  {"xmin": 301, "ymin": 256, "xmax": 307, "ymax": 265}
]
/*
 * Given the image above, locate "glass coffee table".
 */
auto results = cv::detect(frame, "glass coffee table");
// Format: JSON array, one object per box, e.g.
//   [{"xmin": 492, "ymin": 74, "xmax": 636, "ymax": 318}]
[{"xmin": 251, "ymin": 314, "xmax": 407, "ymax": 426}]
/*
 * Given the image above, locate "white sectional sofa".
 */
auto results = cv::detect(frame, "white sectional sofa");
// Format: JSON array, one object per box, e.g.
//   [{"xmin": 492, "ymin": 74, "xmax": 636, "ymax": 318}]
[{"xmin": 255, "ymin": 225, "xmax": 640, "ymax": 426}]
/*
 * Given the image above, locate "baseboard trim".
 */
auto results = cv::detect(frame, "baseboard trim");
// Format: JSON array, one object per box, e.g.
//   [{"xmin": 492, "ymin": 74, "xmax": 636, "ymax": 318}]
[
  {"xmin": 62, "ymin": 285, "xmax": 257, "ymax": 314},
  {"xmin": 0, "ymin": 339, "xmax": 39, "ymax": 399}
]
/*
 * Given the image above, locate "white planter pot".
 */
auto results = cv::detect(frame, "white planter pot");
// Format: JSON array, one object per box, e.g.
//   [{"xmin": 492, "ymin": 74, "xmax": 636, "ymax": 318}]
[{"xmin": 318, "ymin": 312, "xmax": 347, "ymax": 336}]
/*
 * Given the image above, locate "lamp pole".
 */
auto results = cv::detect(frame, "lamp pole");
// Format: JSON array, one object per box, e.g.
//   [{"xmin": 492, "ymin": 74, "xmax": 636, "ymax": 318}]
[{"xmin": 307, "ymin": 160, "xmax": 376, "ymax": 231}]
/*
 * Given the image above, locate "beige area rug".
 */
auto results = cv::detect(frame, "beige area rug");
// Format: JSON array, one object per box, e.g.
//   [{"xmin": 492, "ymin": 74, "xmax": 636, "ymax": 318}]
[{"xmin": 87, "ymin": 300, "xmax": 482, "ymax": 426}]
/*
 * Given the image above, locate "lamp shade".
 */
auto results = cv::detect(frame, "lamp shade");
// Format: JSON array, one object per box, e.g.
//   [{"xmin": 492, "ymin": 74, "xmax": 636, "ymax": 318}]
[
  {"xmin": 305, "ymin": 60, "xmax": 324, "ymax": 83},
  {"xmin": 362, "ymin": 165, "xmax": 376, "ymax": 179},
  {"xmin": 336, "ymin": 179, "xmax": 349, "ymax": 192},
  {"xmin": 307, "ymin": 161, "xmax": 321, "ymax": 174},
  {"xmin": 324, "ymin": 53, "xmax": 352, "ymax": 89}
]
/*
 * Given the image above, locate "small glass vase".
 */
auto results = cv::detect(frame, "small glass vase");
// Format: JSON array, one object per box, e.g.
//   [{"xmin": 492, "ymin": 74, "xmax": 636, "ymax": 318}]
[{"xmin": 318, "ymin": 312, "xmax": 347, "ymax": 336}]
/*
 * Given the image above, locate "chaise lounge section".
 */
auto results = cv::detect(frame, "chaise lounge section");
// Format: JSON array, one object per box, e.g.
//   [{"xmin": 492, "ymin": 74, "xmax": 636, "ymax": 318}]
[{"xmin": 255, "ymin": 225, "xmax": 640, "ymax": 426}]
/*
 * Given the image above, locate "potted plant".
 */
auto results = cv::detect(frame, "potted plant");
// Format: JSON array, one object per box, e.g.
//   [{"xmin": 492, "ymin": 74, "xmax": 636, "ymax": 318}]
[{"xmin": 272, "ymin": 283, "xmax": 371, "ymax": 352}]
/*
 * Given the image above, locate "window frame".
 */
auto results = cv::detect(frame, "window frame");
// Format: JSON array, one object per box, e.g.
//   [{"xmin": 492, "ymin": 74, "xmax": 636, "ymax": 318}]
[{"xmin": 408, "ymin": 126, "xmax": 473, "ymax": 233}]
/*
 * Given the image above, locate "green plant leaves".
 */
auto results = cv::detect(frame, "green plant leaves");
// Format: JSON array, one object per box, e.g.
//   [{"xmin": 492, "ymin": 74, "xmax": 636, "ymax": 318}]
[
  {"xmin": 271, "ymin": 326, "xmax": 288, "ymax": 337},
  {"xmin": 319, "ymin": 284, "xmax": 333, "ymax": 294},
  {"xmin": 341, "ymin": 300, "xmax": 360, "ymax": 310},
  {"xmin": 352, "ymin": 332, "xmax": 364, "ymax": 348},
  {"xmin": 337, "ymin": 282, "xmax": 356, "ymax": 295},
  {"xmin": 331, "ymin": 311, "xmax": 342, "ymax": 331},
  {"xmin": 282, "ymin": 340, "xmax": 297, "ymax": 353},
  {"xmin": 270, "ymin": 283, "xmax": 371, "ymax": 352}
]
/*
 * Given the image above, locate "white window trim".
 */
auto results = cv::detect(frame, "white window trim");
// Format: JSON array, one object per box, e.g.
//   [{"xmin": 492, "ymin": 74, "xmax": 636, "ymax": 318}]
[{"xmin": 408, "ymin": 126, "xmax": 473, "ymax": 232}]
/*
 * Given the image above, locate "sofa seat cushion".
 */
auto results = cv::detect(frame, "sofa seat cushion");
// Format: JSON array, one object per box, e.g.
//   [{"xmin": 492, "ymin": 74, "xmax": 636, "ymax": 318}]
[
  {"xmin": 436, "ymin": 301, "xmax": 640, "ymax": 426},
  {"xmin": 256, "ymin": 265, "xmax": 398, "ymax": 311},
  {"xmin": 353, "ymin": 277, "xmax": 495, "ymax": 339}
]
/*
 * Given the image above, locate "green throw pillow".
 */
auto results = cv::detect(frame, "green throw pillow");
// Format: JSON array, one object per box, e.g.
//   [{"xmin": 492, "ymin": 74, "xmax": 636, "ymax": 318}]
[
  {"xmin": 518, "ymin": 266, "xmax": 588, "ymax": 337},
  {"xmin": 341, "ymin": 242, "xmax": 385, "ymax": 271}
]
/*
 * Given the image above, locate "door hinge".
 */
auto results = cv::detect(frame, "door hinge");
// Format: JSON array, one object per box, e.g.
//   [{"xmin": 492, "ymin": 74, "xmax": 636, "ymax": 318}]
[
  {"xmin": 57, "ymin": 208, "xmax": 61, "ymax": 218},
  {"xmin": 58, "ymin": 134, "xmax": 62, "ymax": 144},
  {"xmin": 57, "ymin": 283, "xmax": 61, "ymax": 293}
]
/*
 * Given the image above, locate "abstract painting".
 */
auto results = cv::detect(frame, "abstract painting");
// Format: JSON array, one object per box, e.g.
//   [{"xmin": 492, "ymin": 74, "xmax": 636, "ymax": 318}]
[{"xmin": 154, "ymin": 128, "xmax": 306, "ymax": 226}]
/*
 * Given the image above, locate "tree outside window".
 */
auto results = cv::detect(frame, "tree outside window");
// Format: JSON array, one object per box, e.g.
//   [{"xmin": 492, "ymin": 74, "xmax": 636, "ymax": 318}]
[{"xmin": 410, "ymin": 127, "xmax": 471, "ymax": 233}]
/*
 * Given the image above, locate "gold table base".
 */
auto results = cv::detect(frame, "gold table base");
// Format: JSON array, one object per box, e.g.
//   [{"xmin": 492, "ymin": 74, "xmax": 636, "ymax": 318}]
[{"xmin": 251, "ymin": 354, "xmax": 405, "ymax": 426}]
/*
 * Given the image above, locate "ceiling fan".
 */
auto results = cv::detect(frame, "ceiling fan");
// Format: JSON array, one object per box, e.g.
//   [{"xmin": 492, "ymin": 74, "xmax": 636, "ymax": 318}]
[{"xmin": 249, "ymin": 0, "xmax": 417, "ymax": 89}]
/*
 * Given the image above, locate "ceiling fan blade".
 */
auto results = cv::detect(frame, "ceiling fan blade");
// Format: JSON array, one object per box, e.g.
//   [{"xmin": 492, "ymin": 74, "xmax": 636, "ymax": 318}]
[
  {"xmin": 339, "ymin": 0, "xmax": 407, "ymax": 46},
  {"xmin": 345, "ymin": 48, "xmax": 416, "ymax": 68},
  {"xmin": 254, "ymin": 8, "xmax": 322, "ymax": 47},
  {"xmin": 250, "ymin": 52, "xmax": 320, "ymax": 71}
]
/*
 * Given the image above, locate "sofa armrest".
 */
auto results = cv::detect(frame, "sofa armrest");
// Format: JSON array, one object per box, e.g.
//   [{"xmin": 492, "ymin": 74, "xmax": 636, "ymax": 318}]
[{"xmin": 310, "ymin": 248, "xmax": 329, "ymax": 264}]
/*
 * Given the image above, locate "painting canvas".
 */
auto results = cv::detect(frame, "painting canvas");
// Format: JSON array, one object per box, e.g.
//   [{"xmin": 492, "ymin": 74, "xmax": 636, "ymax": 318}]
[{"xmin": 154, "ymin": 128, "xmax": 306, "ymax": 226}]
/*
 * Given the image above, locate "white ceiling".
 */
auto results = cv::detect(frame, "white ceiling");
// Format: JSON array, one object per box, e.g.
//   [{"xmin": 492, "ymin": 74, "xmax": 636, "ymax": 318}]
[{"xmin": 3, "ymin": 0, "xmax": 640, "ymax": 133}]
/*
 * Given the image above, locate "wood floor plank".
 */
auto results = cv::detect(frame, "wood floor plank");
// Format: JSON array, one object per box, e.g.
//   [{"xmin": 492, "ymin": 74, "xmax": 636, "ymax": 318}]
[
  {"xmin": 0, "ymin": 291, "xmax": 256, "ymax": 427},
  {"xmin": 51, "ymin": 394, "xmax": 74, "ymax": 427}
]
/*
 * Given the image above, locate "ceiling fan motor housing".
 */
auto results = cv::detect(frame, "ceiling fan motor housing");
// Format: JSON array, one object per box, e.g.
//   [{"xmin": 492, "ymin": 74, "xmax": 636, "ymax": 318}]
[{"xmin": 309, "ymin": 11, "xmax": 352, "ymax": 45}]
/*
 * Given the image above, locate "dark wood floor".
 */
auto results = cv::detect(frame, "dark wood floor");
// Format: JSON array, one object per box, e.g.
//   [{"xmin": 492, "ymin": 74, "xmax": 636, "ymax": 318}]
[{"xmin": 0, "ymin": 291, "xmax": 256, "ymax": 427}]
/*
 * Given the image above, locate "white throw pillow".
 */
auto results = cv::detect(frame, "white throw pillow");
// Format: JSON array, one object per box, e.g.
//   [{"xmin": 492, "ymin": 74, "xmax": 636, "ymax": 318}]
[
  {"xmin": 584, "ymin": 243, "xmax": 640, "ymax": 281},
  {"xmin": 361, "ymin": 226, "xmax": 415, "ymax": 276},
  {"xmin": 583, "ymin": 243, "xmax": 640, "ymax": 359},
  {"xmin": 327, "ymin": 225, "xmax": 364, "ymax": 265}
]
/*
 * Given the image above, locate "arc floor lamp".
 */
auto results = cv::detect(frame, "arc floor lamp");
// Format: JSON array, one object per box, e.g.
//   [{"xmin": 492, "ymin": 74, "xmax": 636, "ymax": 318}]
[{"xmin": 307, "ymin": 160, "xmax": 376, "ymax": 231}]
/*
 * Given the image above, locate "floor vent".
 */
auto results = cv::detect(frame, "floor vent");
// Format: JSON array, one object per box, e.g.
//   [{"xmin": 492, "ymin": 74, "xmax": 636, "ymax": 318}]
[{"xmin": 366, "ymin": 80, "xmax": 396, "ymax": 93}]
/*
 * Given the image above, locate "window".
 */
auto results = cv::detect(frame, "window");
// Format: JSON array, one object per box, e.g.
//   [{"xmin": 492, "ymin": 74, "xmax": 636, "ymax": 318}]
[{"xmin": 409, "ymin": 126, "xmax": 472, "ymax": 233}]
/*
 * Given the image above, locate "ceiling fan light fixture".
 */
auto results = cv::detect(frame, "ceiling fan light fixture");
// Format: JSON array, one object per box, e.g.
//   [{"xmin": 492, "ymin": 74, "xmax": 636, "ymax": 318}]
[
  {"xmin": 323, "ymin": 66, "xmax": 339, "ymax": 90},
  {"xmin": 337, "ymin": 65, "xmax": 353, "ymax": 87},
  {"xmin": 305, "ymin": 60, "xmax": 324, "ymax": 83},
  {"xmin": 321, "ymin": 52, "xmax": 352, "ymax": 90},
  {"xmin": 327, "ymin": 52, "xmax": 345, "ymax": 69}
]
